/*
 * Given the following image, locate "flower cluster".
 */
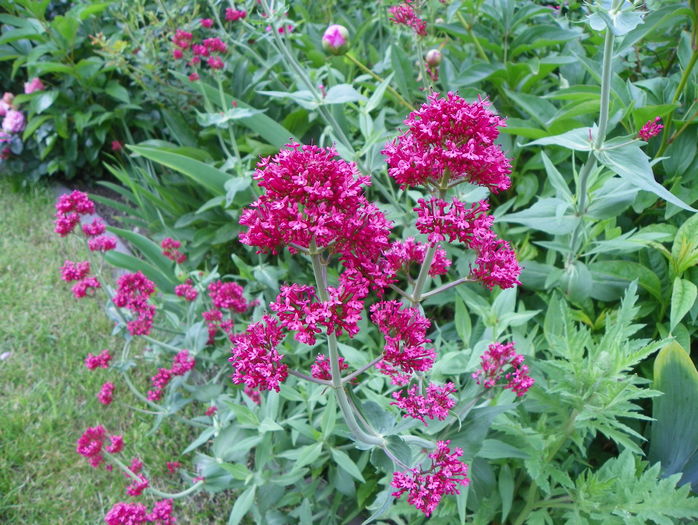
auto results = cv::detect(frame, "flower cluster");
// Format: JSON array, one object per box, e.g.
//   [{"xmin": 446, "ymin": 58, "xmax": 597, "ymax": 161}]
[
  {"xmin": 414, "ymin": 197, "xmax": 520, "ymax": 289},
  {"xmin": 472, "ymin": 341, "xmax": 534, "ymax": 396},
  {"xmin": 230, "ymin": 316, "xmax": 288, "ymax": 392},
  {"xmin": 391, "ymin": 382, "xmax": 456, "ymax": 425},
  {"xmin": 175, "ymin": 281, "xmax": 198, "ymax": 301},
  {"xmin": 225, "ymin": 8, "xmax": 247, "ymax": 21},
  {"xmin": 60, "ymin": 260, "xmax": 102, "ymax": 299},
  {"xmin": 240, "ymin": 143, "xmax": 392, "ymax": 286},
  {"xmin": 85, "ymin": 349, "xmax": 112, "ymax": 369},
  {"xmin": 82, "ymin": 218, "xmax": 106, "ymax": 237},
  {"xmin": 202, "ymin": 308, "xmax": 234, "ymax": 344},
  {"xmin": 383, "ymin": 238, "xmax": 451, "ymax": 279},
  {"xmin": 208, "ymin": 281, "xmax": 249, "ymax": 312},
  {"xmin": 172, "ymin": 27, "xmax": 229, "ymax": 81},
  {"xmin": 113, "ymin": 272, "xmax": 157, "ymax": 336},
  {"xmin": 383, "ymin": 92, "xmax": 511, "ymax": 193},
  {"xmin": 24, "ymin": 77, "xmax": 45, "ymax": 94},
  {"xmin": 76, "ymin": 425, "xmax": 123, "ymax": 468},
  {"xmin": 104, "ymin": 499, "xmax": 175, "ymax": 525},
  {"xmin": 392, "ymin": 440, "xmax": 470, "ymax": 516},
  {"xmin": 98, "ymin": 382, "xmax": 115, "ymax": 405},
  {"xmin": 161, "ymin": 238, "xmax": 187, "ymax": 263},
  {"xmin": 638, "ymin": 116, "xmax": 663, "ymax": 141},
  {"xmin": 371, "ymin": 301, "xmax": 436, "ymax": 384},
  {"xmin": 388, "ymin": 1, "xmax": 427, "ymax": 36},
  {"xmin": 54, "ymin": 190, "xmax": 95, "ymax": 236},
  {"xmin": 270, "ymin": 278, "xmax": 368, "ymax": 345},
  {"xmin": 89, "ymin": 235, "xmax": 118, "ymax": 252},
  {"xmin": 127, "ymin": 474, "xmax": 150, "ymax": 496},
  {"xmin": 147, "ymin": 350, "xmax": 196, "ymax": 401},
  {"xmin": 311, "ymin": 353, "xmax": 349, "ymax": 381}
]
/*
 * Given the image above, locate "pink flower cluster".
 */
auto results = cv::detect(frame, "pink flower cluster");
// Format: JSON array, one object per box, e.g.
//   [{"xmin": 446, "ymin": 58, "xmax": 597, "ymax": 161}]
[
  {"xmin": 85, "ymin": 349, "xmax": 112, "ymax": 369},
  {"xmin": 310, "ymin": 353, "xmax": 349, "ymax": 381},
  {"xmin": 388, "ymin": 1, "xmax": 427, "ymax": 36},
  {"xmin": 270, "ymin": 279, "xmax": 368, "ymax": 345},
  {"xmin": 55, "ymin": 190, "xmax": 95, "ymax": 236},
  {"xmin": 230, "ymin": 316, "xmax": 288, "ymax": 392},
  {"xmin": 225, "ymin": 8, "xmax": 247, "ymax": 21},
  {"xmin": 113, "ymin": 272, "xmax": 157, "ymax": 336},
  {"xmin": 383, "ymin": 238, "xmax": 451, "ymax": 279},
  {"xmin": 202, "ymin": 308, "xmax": 234, "ymax": 344},
  {"xmin": 83, "ymin": 218, "xmax": 106, "ymax": 237},
  {"xmin": 127, "ymin": 474, "xmax": 149, "ymax": 496},
  {"xmin": 414, "ymin": 198, "xmax": 520, "ymax": 289},
  {"xmin": 171, "ymin": 28, "xmax": 229, "ymax": 80},
  {"xmin": 391, "ymin": 382, "xmax": 456, "ymax": 425},
  {"xmin": 147, "ymin": 350, "xmax": 196, "ymax": 401},
  {"xmin": 76, "ymin": 425, "xmax": 123, "ymax": 468},
  {"xmin": 638, "ymin": 117, "xmax": 663, "ymax": 141},
  {"xmin": 174, "ymin": 281, "xmax": 198, "ymax": 301},
  {"xmin": 24, "ymin": 77, "xmax": 45, "ymax": 94},
  {"xmin": 392, "ymin": 440, "xmax": 470, "ymax": 516},
  {"xmin": 240, "ymin": 143, "xmax": 392, "ymax": 287},
  {"xmin": 161, "ymin": 238, "xmax": 187, "ymax": 263},
  {"xmin": 104, "ymin": 499, "xmax": 175, "ymax": 525},
  {"xmin": 98, "ymin": 382, "xmax": 115, "ymax": 405},
  {"xmin": 208, "ymin": 281, "xmax": 249, "ymax": 312},
  {"xmin": 472, "ymin": 341, "xmax": 534, "ymax": 396},
  {"xmin": 383, "ymin": 92, "xmax": 511, "ymax": 193},
  {"xmin": 371, "ymin": 301, "xmax": 436, "ymax": 384},
  {"xmin": 2, "ymin": 108, "xmax": 24, "ymax": 134},
  {"xmin": 60, "ymin": 260, "xmax": 102, "ymax": 298}
]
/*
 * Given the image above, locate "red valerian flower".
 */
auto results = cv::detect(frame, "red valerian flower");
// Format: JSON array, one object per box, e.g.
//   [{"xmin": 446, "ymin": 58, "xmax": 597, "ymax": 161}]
[
  {"xmin": 392, "ymin": 440, "xmax": 470, "ymax": 516},
  {"xmin": 225, "ymin": 8, "xmax": 247, "ymax": 21},
  {"xmin": 371, "ymin": 300, "xmax": 436, "ymax": 384},
  {"xmin": 383, "ymin": 92, "xmax": 511, "ymax": 193},
  {"xmin": 472, "ymin": 341, "xmax": 534, "ymax": 396},
  {"xmin": 310, "ymin": 353, "xmax": 349, "ymax": 381},
  {"xmin": 383, "ymin": 237, "xmax": 451, "ymax": 278},
  {"xmin": 388, "ymin": 1, "xmax": 427, "ymax": 36},
  {"xmin": 98, "ymin": 382, "xmax": 115, "ymax": 405},
  {"xmin": 61, "ymin": 260, "xmax": 91, "ymax": 282},
  {"xmin": 391, "ymin": 382, "xmax": 456, "ymax": 425},
  {"xmin": 85, "ymin": 349, "xmax": 112, "ymax": 370},
  {"xmin": 638, "ymin": 117, "xmax": 663, "ymax": 140},
  {"xmin": 161, "ymin": 238, "xmax": 187, "ymax": 263},
  {"xmin": 230, "ymin": 316, "xmax": 288, "ymax": 392}
]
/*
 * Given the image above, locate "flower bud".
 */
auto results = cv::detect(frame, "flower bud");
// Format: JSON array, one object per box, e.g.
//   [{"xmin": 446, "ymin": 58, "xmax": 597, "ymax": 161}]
[
  {"xmin": 425, "ymin": 49, "xmax": 442, "ymax": 67},
  {"xmin": 322, "ymin": 24, "xmax": 349, "ymax": 55}
]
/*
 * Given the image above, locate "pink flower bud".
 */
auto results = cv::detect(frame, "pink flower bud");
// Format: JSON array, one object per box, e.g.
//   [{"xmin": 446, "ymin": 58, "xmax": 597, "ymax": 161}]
[
  {"xmin": 425, "ymin": 49, "xmax": 442, "ymax": 67},
  {"xmin": 24, "ymin": 77, "xmax": 45, "ymax": 94},
  {"xmin": 322, "ymin": 24, "xmax": 349, "ymax": 55}
]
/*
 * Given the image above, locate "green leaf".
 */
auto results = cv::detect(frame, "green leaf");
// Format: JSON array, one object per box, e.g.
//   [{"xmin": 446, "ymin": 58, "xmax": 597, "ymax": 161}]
[
  {"xmin": 321, "ymin": 394, "xmax": 336, "ymax": 439},
  {"xmin": 105, "ymin": 81, "xmax": 130, "ymax": 103},
  {"xmin": 524, "ymin": 127, "xmax": 594, "ymax": 151},
  {"xmin": 129, "ymin": 145, "xmax": 230, "ymax": 195},
  {"xmin": 499, "ymin": 464, "xmax": 514, "ymax": 523},
  {"xmin": 650, "ymin": 341, "xmax": 698, "ymax": 492},
  {"xmin": 596, "ymin": 144, "xmax": 695, "ymax": 212},
  {"xmin": 670, "ymin": 278, "xmax": 697, "ymax": 333},
  {"xmin": 197, "ymin": 108, "xmax": 265, "ymax": 128},
  {"xmin": 499, "ymin": 197, "xmax": 577, "ymax": 235},
  {"xmin": 231, "ymin": 404, "xmax": 259, "ymax": 426},
  {"xmin": 30, "ymin": 90, "xmax": 58, "ymax": 114},
  {"xmin": 589, "ymin": 261, "xmax": 663, "ymax": 303},
  {"xmin": 330, "ymin": 448, "xmax": 365, "ymax": 482},
  {"xmin": 478, "ymin": 439, "xmax": 529, "ymax": 460},
  {"xmin": 220, "ymin": 462, "xmax": 252, "ymax": 481},
  {"xmin": 323, "ymin": 84, "xmax": 366, "ymax": 105},
  {"xmin": 105, "ymin": 226, "xmax": 173, "ymax": 275},
  {"xmin": 671, "ymin": 213, "xmax": 698, "ymax": 275},
  {"xmin": 228, "ymin": 485, "xmax": 256, "ymax": 525},
  {"xmin": 540, "ymin": 151, "xmax": 572, "ymax": 201},
  {"xmin": 290, "ymin": 442, "xmax": 323, "ymax": 472}
]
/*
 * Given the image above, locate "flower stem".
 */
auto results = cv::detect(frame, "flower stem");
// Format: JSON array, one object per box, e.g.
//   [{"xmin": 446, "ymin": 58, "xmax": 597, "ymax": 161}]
[
  {"xmin": 341, "ymin": 356, "xmax": 382, "ymax": 385},
  {"xmin": 455, "ymin": 11, "xmax": 489, "ymax": 63},
  {"xmin": 288, "ymin": 368, "xmax": 332, "ymax": 386},
  {"xmin": 420, "ymin": 277, "xmax": 473, "ymax": 300},
  {"xmin": 344, "ymin": 53, "xmax": 415, "ymax": 111},
  {"xmin": 658, "ymin": 49, "xmax": 698, "ymax": 156},
  {"xmin": 410, "ymin": 243, "xmax": 437, "ymax": 305}
]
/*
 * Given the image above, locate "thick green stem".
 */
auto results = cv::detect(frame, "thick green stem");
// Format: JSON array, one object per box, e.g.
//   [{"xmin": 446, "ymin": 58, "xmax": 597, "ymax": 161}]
[
  {"xmin": 310, "ymin": 252, "xmax": 385, "ymax": 447},
  {"xmin": 410, "ymin": 243, "xmax": 438, "ymax": 305},
  {"xmin": 455, "ymin": 11, "xmax": 489, "ymax": 63},
  {"xmin": 567, "ymin": 14, "xmax": 616, "ymax": 265},
  {"xmin": 658, "ymin": 50, "xmax": 698, "ymax": 156}
]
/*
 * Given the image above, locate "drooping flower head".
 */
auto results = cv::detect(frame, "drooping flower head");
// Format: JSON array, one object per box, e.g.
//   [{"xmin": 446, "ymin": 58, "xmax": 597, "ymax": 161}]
[
  {"xmin": 383, "ymin": 92, "xmax": 511, "ymax": 192},
  {"xmin": 230, "ymin": 316, "xmax": 288, "ymax": 392},
  {"xmin": 472, "ymin": 341, "xmax": 534, "ymax": 396},
  {"xmin": 638, "ymin": 117, "xmax": 663, "ymax": 141},
  {"xmin": 371, "ymin": 300, "xmax": 436, "ymax": 384},
  {"xmin": 388, "ymin": 1, "xmax": 427, "ymax": 36},
  {"xmin": 392, "ymin": 440, "xmax": 470, "ymax": 516}
]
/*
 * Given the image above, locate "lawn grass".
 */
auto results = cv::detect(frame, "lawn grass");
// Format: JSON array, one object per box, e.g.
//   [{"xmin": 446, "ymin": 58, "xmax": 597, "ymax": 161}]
[{"xmin": 0, "ymin": 180, "xmax": 227, "ymax": 524}]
